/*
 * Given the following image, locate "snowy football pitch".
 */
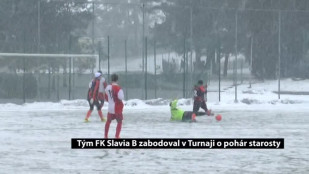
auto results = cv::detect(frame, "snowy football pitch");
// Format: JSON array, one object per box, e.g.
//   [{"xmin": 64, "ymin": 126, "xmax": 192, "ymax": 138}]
[{"xmin": 1, "ymin": 108, "xmax": 308, "ymax": 174}]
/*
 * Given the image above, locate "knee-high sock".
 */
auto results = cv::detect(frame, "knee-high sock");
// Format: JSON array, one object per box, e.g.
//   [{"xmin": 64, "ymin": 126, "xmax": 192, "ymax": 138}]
[
  {"xmin": 98, "ymin": 110, "xmax": 104, "ymax": 119},
  {"xmin": 104, "ymin": 120, "xmax": 111, "ymax": 138},
  {"xmin": 115, "ymin": 121, "xmax": 122, "ymax": 138},
  {"xmin": 206, "ymin": 110, "xmax": 211, "ymax": 116},
  {"xmin": 85, "ymin": 110, "xmax": 92, "ymax": 119},
  {"xmin": 191, "ymin": 113, "xmax": 196, "ymax": 121}
]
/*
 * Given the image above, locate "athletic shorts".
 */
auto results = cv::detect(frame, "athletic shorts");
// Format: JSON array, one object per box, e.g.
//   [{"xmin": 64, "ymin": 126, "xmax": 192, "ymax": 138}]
[
  {"xmin": 182, "ymin": 111, "xmax": 192, "ymax": 121},
  {"xmin": 182, "ymin": 111, "xmax": 207, "ymax": 122},
  {"xmin": 193, "ymin": 100, "xmax": 208, "ymax": 114},
  {"xmin": 107, "ymin": 113, "xmax": 123, "ymax": 122},
  {"xmin": 88, "ymin": 100, "xmax": 104, "ymax": 110}
]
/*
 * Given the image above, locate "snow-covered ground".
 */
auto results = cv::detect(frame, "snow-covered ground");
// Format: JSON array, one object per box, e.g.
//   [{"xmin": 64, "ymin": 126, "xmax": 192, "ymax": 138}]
[{"xmin": 1, "ymin": 78, "xmax": 309, "ymax": 173}]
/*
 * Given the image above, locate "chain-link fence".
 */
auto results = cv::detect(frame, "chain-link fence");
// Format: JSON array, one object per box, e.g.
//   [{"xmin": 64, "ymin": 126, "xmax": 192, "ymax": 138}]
[{"xmin": 1, "ymin": 0, "xmax": 309, "ymax": 103}]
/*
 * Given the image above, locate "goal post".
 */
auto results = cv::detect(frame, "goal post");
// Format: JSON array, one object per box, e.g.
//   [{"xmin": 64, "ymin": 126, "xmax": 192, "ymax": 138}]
[
  {"xmin": 0, "ymin": 52, "xmax": 99, "ymax": 103},
  {"xmin": 0, "ymin": 52, "xmax": 98, "ymax": 58},
  {"xmin": 0, "ymin": 52, "xmax": 99, "ymax": 72}
]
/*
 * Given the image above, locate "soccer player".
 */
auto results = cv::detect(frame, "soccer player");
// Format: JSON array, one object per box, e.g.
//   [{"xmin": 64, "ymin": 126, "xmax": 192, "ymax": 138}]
[
  {"xmin": 84, "ymin": 71, "xmax": 106, "ymax": 122},
  {"xmin": 104, "ymin": 74, "xmax": 124, "ymax": 139},
  {"xmin": 170, "ymin": 99, "xmax": 208, "ymax": 122},
  {"xmin": 97, "ymin": 70, "xmax": 107, "ymax": 113},
  {"xmin": 192, "ymin": 80, "xmax": 212, "ymax": 121}
]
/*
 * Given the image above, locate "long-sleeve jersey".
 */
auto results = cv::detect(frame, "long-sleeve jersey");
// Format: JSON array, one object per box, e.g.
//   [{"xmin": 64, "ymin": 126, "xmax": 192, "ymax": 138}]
[
  {"xmin": 105, "ymin": 82, "xmax": 124, "ymax": 114},
  {"xmin": 87, "ymin": 77, "xmax": 107, "ymax": 101},
  {"xmin": 194, "ymin": 85, "xmax": 206, "ymax": 102},
  {"xmin": 99, "ymin": 77, "xmax": 107, "ymax": 93},
  {"xmin": 98, "ymin": 77, "xmax": 107, "ymax": 101},
  {"xmin": 88, "ymin": 78, "xmax": 100, "ymax": 101}
]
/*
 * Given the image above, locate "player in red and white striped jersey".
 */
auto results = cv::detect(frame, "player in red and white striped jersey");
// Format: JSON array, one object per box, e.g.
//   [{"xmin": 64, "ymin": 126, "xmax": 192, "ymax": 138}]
[
  {"xmin": 104, "ymin": 74, "xmax": 124, "ymax": 139},
  {"xmin": 85, "ymin": 71, "xmax": 107, "ymax": 122}
]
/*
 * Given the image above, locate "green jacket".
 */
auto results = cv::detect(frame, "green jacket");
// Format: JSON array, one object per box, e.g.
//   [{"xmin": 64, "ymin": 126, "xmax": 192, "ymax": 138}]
[{"xmin": 170, "ymin": 100, "xmax": 184, "ymax": 121}]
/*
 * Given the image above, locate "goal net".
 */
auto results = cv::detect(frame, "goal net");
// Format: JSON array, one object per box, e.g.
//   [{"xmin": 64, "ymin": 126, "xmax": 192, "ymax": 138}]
[{"xmin": 0, "ymin": 52, "xmax": 99, "ymax": 103}]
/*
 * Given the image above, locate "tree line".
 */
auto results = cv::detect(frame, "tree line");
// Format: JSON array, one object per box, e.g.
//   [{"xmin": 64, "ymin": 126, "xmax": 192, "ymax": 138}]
[
  {"xmin": 148, "ymin": 0, "xmax": 309, "ymax": 79},
  {"xmin": 0, "ymin": 0, "xmax": 309, "ymax": 79}
]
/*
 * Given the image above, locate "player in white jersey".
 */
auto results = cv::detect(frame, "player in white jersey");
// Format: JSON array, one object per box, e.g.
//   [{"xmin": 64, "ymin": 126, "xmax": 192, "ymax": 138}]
[{"xmin": 104, "ymin": 74, "xmax": 124, "ymax": 138}]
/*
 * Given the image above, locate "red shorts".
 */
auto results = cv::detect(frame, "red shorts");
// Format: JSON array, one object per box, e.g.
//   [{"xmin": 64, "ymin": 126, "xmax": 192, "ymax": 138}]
[{"xmin": 107, "ymin": 113, "xmax": 123, "ymax": 122}]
